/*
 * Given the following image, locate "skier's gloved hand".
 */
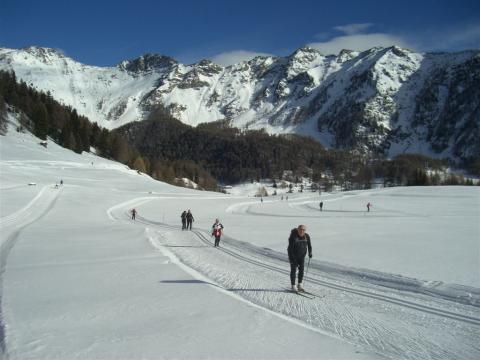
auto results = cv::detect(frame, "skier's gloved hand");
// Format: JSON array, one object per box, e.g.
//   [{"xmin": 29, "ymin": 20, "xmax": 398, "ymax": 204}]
[{"xmin": 309, "ymin": 253, "xmax": 313, "ymax": 258}]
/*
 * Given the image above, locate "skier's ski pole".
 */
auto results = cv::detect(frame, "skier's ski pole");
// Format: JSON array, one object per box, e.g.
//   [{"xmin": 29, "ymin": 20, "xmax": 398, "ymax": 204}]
[{"xmin": 304, "ymin": 257, "xmax": 311, "ymax": 285}]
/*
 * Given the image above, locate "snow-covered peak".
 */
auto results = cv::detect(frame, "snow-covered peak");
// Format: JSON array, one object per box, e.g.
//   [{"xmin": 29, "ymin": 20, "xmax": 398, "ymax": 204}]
[
  {"xmin": 372, "ymin": 47, "xmax": 423, "ymax": 92},
  {"xmin": 118, "ymin": 53, "xmax": 178, "ymax": 74},
  {"xmin": 337, "ymin": 49, "xmax": 359, "ymax": 63},
  {"xmin": 22, "ymin": 45, "xmax": 63, "ymax": 55},
  {"xmin": 247, "ymin": 54, "xmax": 278, "ymax": 67},
  {"xmin": 22, "ymin": 46, "xmax": 67, "ymax": 63},
  {"xmin": 0, "ymin": 46, "xmax": 77, "ymax": 69},
  {"xmin": 285, "ymin": 46, "xmax": 326, "ymax": 79},
  {"xmin": 191, "ymin": 59, "xmax": 223, "ymax": 75},
  {"xmin": 290, "ymin": 46, "xmax": 323, "ymax": 59},
  {"xmin": 387, "ymin": 45, "xmax": 413, "ymax": 57}
]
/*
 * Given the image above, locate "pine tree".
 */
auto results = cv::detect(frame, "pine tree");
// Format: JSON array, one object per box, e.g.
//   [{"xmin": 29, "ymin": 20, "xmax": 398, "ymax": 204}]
[
  {"xmin": 79, "ymin": 122, "xmax": 91, "ymax": 152},
  {"xmin": 97, "ymin": 129, "xmax": 111, "ymax": 157},
  {"xmin": 89, "ymin": 122, "xmax": 101, "ymax": 146},
  {"xmin": 0, "ymin": 95, "xmax": 7, "ymax": 135},
  {"xmin": 151, "ymin": 161, "xmax": 164, "ymax": 180},
  {"xmin": 163, "ymin": 166, "xmax": 176, "ymax": 183},
  {"xmin": 111, "ymin": 135, "xmax": 130, "ymax": 163},
  {"xmin": 66, "ymin": 131, "xmax": 77, "ymax": 150},
  {"xmin": 32, "ymin": 102, "xmax": 49, "ymax": 140},
  {"xmin": 132, "ymin": 156, "xmax": 147, "ymax": 173}
]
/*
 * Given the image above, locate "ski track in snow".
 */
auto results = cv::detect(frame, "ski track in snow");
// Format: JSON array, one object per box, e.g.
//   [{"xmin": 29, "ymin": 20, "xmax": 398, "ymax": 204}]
[
  {"xmin": 0, "ymin": 185, "xmax": 29, "ymax": 191},
  {"xmin": 0, "ymin": 185, "xmax": 61, "ymax": 358},
  {"xmin": 107, "ymin": 199, "xmax": 480, "ymax": 360}
]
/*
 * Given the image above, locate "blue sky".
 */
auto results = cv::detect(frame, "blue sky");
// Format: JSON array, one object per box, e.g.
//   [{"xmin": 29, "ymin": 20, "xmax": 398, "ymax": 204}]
[{"xmin": 1, "ymin": 0, "xmax": 479, "ymax": 66}]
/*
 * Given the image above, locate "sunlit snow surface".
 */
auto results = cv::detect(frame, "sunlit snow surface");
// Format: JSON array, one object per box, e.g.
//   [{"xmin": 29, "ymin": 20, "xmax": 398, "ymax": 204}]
[{"xmin": 1, "ymin": 122, "xmax": 479, "ymax": 359}]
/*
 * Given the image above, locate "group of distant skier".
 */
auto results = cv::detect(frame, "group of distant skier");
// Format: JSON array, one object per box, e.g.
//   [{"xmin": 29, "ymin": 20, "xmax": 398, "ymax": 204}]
[
  {"xmin": 130, "ymin": 207, "xmax": 225, "ymax": 247},
  {"xmin": 180, "ymin": 211, "xmax": 225, "ymax": 247},
  {"xmin": 54, "ymin": 179, "xmax": 64, "ymax": 189},
  {"xmin": 180, "ymin": 210, "xmax": 195, "ymax": 230},
  {"xmin": 318, "ymin": 201, "xmax": 372, "ymax": 212},
  {"xmin": 180, "ymin": 210, "xmax": 224, "ymax": 247}
]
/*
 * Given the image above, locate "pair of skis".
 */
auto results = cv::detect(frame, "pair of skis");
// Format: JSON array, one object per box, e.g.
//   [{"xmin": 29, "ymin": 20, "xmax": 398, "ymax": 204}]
[{"xmin": 287, "ymin": 288, "xmax": 324, "ymax": 299}]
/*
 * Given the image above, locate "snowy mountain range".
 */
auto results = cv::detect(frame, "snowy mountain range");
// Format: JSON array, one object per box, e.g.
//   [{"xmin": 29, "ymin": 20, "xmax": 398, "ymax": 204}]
[{"xmin": 1, "ymin": 46, "xmax": 479, "ymax": 162}]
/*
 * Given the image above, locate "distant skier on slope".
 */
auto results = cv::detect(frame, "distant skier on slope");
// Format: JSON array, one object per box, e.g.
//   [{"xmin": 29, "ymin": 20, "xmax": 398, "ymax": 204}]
[
  {"xmin": 288, "ymin": 225, "xmax": 312, "ymax": 292},
  {"xmin": 367, "ymin": 202, "xmax": 372, "ymax": 212},
  {"xmin": 181, "ymin": 210, "xmax": 187, "ymax": 230},
  {"xmin": 131, "ymin": 208, "xmax": 137, "ymax": 220},
  {"xmin": 186, "ymin": 209, "xmax": 194, "ymax": 230},
  {"xmin": 212, "ymin": 218, "xmax": 224, "ymax": 247},
  {"xmin": 319, "ymin": 201, "xmax": 323, "ymax": 211}
]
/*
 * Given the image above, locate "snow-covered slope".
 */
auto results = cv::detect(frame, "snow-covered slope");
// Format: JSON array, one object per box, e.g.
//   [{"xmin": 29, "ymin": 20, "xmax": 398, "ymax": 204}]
[
  {"xmin": 0, "ymin": 47, "xmax": 163, "ymax": 129},
  {"xmin": 1, "ymin": 45, "xmax": 479, "ymax": 161},
  {"xmin": 1, "ymin": 114, "xmax": 479, "ymax": 359}
]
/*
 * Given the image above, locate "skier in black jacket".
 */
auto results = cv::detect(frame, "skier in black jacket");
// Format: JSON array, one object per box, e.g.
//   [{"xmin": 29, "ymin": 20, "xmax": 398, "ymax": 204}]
[
  {"xmin": 181, "ymin": 210, "xmax": 187, "ymax": 230},
  {"xmin": 287, "ymin": 225, "xmax": 312, "ymax": 292},
  {"xmin": 186, "ymin": 210, "xmax": 194, "ymax": 230}
]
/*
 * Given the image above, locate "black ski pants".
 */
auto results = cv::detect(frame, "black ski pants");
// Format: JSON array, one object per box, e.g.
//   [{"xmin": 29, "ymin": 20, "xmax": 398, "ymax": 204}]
[
  {"xmin": 214, "ymin": 236, "xmax": 221, "ymax": 247},
  {"xmin": 290, "ymin": 258, "xmax": 305, "ymax": 285},
  {"xmin": 182, "ymin": 219, "xmax": 186, "ymax": 230},
  {"xmin": 187, "ymin": 220, "xmax": 193, "ymax": 230}
]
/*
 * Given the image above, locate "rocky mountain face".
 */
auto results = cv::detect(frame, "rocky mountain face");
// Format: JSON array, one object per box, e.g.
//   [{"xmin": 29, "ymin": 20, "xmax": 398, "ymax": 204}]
[{"xmin": 0, "ymin": 45, "xmax": 478, "ymax": 162}]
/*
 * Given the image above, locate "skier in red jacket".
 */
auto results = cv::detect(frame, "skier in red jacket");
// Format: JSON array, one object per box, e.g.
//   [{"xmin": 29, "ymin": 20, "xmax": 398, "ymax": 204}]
[{"xmin": 211, "ymin": 219, "xmax": 224, "ymax": 247}]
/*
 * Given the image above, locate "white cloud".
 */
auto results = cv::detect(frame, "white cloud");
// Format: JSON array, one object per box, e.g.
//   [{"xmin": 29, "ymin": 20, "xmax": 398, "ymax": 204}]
[
  {"xmin": 308, "ymin": 23, "xmax": 415, "ymax": 55},
  {"xmin": 210, "ymin": 50, "xmax": 274, "ymax": 66},
  {"xmin": 53, "ymin": 47, "xmax": 68, "ymax": 57},
  {"xmin": 334, "ymin": 23, "xmax": 373, "ymax": 35},
  {"xmin": 315, "ymin": 22, "xmax": 480, "ymax": 55},
  {"xmin": 308, "ymin": 33, "xmax": 415, "ymax": 55}
]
